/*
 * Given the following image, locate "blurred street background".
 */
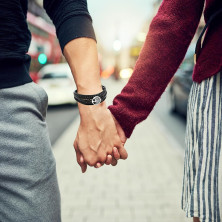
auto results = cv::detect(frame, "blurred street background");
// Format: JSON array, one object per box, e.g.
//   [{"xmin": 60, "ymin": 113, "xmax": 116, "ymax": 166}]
[
  {"xmin": 27, "ymin": 0, "xmax": 206, "ymax": 221},
  {"xmin": 53, "ymin": 77, "xmax": 192, "ymax": 222}
]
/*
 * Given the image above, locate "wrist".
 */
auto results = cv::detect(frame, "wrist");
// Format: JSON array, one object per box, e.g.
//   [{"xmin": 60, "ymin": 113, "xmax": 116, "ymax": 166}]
[
  {"xmin": 78, "ymin": 101, "xmax": 107, "ymax": 118},
  {"xmin": 75, "ymin": 84, "xmax": 106, "ymax": 106},
  {"xmin": 77, "ymin": 84, "xmax": 102, "ymax": 95}
]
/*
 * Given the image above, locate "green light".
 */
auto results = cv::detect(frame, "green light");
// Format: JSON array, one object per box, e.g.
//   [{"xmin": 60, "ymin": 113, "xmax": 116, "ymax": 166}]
[{"xmin": 38, "ymin": 53, "xmax": 47, "ymax": 65}]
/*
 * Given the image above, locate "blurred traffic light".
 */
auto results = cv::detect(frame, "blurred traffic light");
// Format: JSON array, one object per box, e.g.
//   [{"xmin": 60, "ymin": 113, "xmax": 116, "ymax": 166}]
[{"xmin": 38, "ymin": 53, "xmax": 47, "ymax": 65}]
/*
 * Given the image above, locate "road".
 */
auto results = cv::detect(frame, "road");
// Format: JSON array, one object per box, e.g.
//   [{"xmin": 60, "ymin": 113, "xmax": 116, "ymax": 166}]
[
  {"xmin": 45, "ymin": 85, "xmax": 187, "ymax": 149},
  {"xmin": 46, "ymin": 105, "xmax": 79, "ymax": 146}
]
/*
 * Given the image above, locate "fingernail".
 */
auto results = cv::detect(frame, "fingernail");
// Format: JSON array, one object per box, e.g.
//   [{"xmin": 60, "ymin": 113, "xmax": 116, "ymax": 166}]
[{"xmin": 97, "ymin": 163, "xmax": 101, "ymax": 168}]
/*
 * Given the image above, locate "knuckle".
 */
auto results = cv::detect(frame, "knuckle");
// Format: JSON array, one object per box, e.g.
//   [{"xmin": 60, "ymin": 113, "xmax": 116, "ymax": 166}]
[
  {"xmin": 87, "ymin": 160, "xmax": 95, "ymax": 167},
  {"xmin": 106, "ymin": 149, "xmax": 113, "ymax": 155},
  {"xmin": 88, "ymin": 162, "xmax": 95, "ymax": 167},
  {"xmin": 86, "ymin": 161, "xmax": 94, "ymax": 167},
  {"xmin": 106, "ymin": 147, "xmax": 113, "ymax": 155},
  {"xmin": 98, "ymin": 153, "xmax": 106, "ymax": 163},
  {"xmin": 85, "ymin": 156, "xmax": 96, "ymax": 166},
  {"xmin": 115, "ymin": 136, "xmax": 122, "ymax": 143}
]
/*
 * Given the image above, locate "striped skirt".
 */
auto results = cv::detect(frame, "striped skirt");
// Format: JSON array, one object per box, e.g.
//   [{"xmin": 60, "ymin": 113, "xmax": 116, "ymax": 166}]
[{"xmin": 182, "ymin": 71, "xmax": 222, "ymax": 221}]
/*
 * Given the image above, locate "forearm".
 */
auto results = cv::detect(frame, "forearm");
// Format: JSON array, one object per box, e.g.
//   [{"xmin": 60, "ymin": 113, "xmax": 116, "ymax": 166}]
[
  {"xmin": 44, "ymin": 0, "xmax": 102, "ymax": 113},
  {"xmin": 63, "ymin": 38, "xmax": 104, "ymax": 116},
  {"xmin": 64, "ymin": 38, "xmax": 102, "ymax": 94},
  {"xmin": 44, "ymin": 0, "xmax": 127, "ymax": 171},
  {"xmin": 64, "ymin": 38, "xmax": 127, "ymax": 170},
  {"xmin": 109, "ymin": 0, "xmax": 204, "ymax": 138}
]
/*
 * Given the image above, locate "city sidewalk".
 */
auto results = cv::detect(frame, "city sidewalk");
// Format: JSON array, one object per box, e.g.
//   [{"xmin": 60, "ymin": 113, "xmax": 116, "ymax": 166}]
[{"xmin": 52, "ymin": 78, "xmax": 192, "ymax": 222}]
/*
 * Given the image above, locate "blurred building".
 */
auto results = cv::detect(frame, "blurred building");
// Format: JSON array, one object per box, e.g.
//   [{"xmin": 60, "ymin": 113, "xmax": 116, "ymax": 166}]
[
  {"xmin": 129, "ymin": 0, "xmax": 159, "ymax": 65},
  {"xmin": 27, "ymin": 0, "xmax": 63, "ymax": 81},
  {"xmin": 28, "ymin": 0, "xmax": 51, "ymax": 23},
  {"xmin": 129, "ymin": 0, "xmax": 205, "ymax": 67}
]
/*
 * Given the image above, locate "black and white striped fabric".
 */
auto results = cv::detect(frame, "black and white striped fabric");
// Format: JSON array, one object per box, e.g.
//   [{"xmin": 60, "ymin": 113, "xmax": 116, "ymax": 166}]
[{"xmin": 182, "ymin": 71, "xmax": 222, "ymax": 221}]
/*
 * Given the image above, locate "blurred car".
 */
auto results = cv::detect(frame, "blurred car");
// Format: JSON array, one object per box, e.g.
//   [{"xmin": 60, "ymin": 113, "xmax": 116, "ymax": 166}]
[
  {"xmin": 168, "ymin": 45, "xmax": 195, "ymax": 116},
  {"xmin": 37, "ymin": 63, "xmax": 77, "ymax": 106}
]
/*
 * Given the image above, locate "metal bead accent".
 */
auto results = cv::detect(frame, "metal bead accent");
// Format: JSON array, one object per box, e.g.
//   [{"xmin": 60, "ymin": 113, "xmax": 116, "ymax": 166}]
[{"xmin": 92, "ymin": 96, "xmax": 102, "ymax": 105}]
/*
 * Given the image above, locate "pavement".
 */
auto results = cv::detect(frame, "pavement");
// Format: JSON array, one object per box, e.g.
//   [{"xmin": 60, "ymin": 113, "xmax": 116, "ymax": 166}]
[{"xmin": 52, "ymin": 78, "xmax": 192, "ymax": 222}]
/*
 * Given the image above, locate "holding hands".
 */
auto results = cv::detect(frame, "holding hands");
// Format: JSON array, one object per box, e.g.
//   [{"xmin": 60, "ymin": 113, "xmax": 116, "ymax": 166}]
[
  {"xmin": 63, "ymin": 38, "xmax": 127, "ymax": 172},
  {"xmin": 74, "ymin": 102, "xmax": 128, "ymax": 173}
]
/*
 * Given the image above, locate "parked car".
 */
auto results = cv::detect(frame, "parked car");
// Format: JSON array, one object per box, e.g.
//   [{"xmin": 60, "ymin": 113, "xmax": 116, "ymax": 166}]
[
  {"xmin": 37, "ymin": 63, "xmax": 77, "ymax": 106},
  {"xmin": 168, "ymin": 45, "xmax": 195, "ymax": 116}
]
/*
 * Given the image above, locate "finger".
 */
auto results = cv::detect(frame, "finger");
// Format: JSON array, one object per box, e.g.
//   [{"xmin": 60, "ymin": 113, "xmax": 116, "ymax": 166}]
[
  {"xmin": 105, "ymin": 155, "xmax": 113, "ymax": 165},
  {"xmin": 111, "ymin": 157, "xmax": 118, "ymax": 166},
  {"xmin": 74, "ymin": 145, "xmax": 81, "ymax": 164},
  {"xmin": 97, "ymin": 148, "xmax": 108, "ymax": 164},
  {"xmin": 79, "ymin": 154, "xmax": 87, "ymax": 173},
  {"xmin": 80, "ymin": 149, "xmax": 98, "ymax": 167},
  {"xmin": 80, "ymin": 155, "xmax": 84, "ymax": 163},
  {"xmin": 74, "ymin": 142, "xmax": 88, "ymax": 173},
  {"xmin": 94, "ymin": 160, "xmax": 105, "ymax": 168},
  {"xmin": 116, "ymin": 144, "xmax": 128, "ymax": 160},
  {"xmin": 81, "ymin": 162, "xmax": 87, "ymax": 173},
  {"xmin": 113, "ymin": 147, "xmax": 120, "ymax": 160},
  {"xmin": 77, "ymin": 151, "xmax": 87, "ymax": 173},
  {"xmin": 77, "ymin": 150, "xmax": 87, "ymax": 173},
  {"xmin": 96, "ymin": 162, "xmax": 102, "ymax": 168}
]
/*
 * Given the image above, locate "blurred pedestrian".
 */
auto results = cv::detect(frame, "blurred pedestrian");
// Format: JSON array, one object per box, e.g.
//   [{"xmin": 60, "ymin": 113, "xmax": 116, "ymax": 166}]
[
  {"xmin": 76, "ymin": 0, "xmax": 222, "ymax": 222},
  {"xmin": 0, "ymin": 0, "xmax": 126, "ymax": 221}
]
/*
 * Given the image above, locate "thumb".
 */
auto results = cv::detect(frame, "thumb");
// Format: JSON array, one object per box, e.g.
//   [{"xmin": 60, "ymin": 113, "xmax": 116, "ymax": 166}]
[
  {"xmin": 116, "ymin": 143, "xmax": 128, "ymax": 160},
  {"xmin": 111, "ymin": 114, "xmax": 127, "ymax": 144}
]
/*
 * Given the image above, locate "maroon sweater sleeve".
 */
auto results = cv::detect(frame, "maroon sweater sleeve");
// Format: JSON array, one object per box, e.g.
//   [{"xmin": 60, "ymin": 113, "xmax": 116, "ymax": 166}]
[{"xmin": 108, "ymin": 0, "xmax": 204, "ymax": 138}]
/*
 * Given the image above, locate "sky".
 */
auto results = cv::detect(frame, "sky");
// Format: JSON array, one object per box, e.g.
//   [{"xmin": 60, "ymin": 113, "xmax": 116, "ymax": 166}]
[{"xmin": 87, "ymin": 0, "xmax": 154, "ymax": 51}]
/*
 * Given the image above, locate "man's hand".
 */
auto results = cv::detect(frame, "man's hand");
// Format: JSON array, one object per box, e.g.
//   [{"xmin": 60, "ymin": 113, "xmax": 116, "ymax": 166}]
[{"xmin": 74, "ymin": 102, "xmax": 128, "ymax": 173}]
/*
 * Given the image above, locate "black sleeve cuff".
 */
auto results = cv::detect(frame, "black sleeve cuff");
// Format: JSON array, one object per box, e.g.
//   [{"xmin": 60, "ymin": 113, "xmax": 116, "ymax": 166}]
[{"xmin": 57, "ymin": 15, "xmax": 96, "ymax": 52}]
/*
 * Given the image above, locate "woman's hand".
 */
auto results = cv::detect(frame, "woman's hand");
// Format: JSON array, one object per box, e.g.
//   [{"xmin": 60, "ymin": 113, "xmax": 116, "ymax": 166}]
[
  {"xmin": 74, "ymin": 102, "xmax": 128, "ymax": 173},
  {"xmin": 100, "ymin": 113, "xmax": 128, "ymax": 168}
]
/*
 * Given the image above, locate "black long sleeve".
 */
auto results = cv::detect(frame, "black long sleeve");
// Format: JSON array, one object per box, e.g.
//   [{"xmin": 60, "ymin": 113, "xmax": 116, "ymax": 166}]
[
  {"xmin": 44, "ymin": 0, "xmax": 96, "ymax": 51},
  {"xmin": 0, "ymin": 0, "xmax": 96, "ymax": 89}
]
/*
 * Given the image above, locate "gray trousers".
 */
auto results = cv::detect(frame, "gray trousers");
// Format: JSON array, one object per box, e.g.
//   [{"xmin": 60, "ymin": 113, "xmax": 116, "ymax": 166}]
[{"xmin": 0, "ymin": 82, "xmax": 61, "ymax": 222}]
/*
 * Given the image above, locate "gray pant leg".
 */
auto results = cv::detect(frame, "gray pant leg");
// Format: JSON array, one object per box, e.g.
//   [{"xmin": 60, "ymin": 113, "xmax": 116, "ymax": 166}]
[{"xmin": 0, "ymin": 82, "xmax": 61, "ymax": 222}]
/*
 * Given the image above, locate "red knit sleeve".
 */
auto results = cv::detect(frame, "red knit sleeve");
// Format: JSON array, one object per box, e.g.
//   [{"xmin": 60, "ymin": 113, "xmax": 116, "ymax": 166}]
[{"xmin": 108, "ymin": 0, "xmax": 204, "ymax": 138}]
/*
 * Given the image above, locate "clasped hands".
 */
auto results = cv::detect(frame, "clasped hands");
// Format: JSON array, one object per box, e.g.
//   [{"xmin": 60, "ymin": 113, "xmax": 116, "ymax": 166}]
[{"xmin": 74, "ymin": 102, "xmax": 128, "ymax": 173}]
